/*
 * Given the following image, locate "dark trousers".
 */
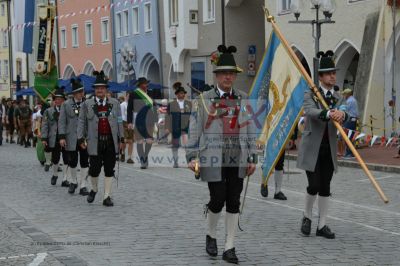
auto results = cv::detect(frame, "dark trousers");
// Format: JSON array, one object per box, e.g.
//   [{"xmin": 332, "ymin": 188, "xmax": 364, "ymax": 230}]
[
  {"xmin": 89, "ymin": 138, "xmax": 116, "ymax": 177},
  {"xmin": 68, "ymin": 144, "xmax": 89, "ymax": 168},
  {"xmin": 45, "ymin": 142, "xmax": 69, "ymax": 165},
  {"xmin": 306, "ymin": 144, "xmax": 334, "ymax": 197},
  {"xmin": 207, "ymin": 167, "xmax": 244, "ymax": 214},
  {"xmin": 275, "ymin": 150, "xmax": 285, "ymax": 171}
]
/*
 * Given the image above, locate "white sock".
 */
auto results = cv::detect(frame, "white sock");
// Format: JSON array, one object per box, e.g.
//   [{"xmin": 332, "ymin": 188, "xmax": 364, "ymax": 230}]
[
  {"xmin": 225, "ymin": 212, "xmax": 239, "ymax": 251},
  {"xmin": 80, "ymin": 168, "xmax": 88, "ymax": 189},
  {"xmin": 45, "ymin": 152, "xmax": 52, "ymax": 165},
  {"xmin": 70, "ymin": 167, "xmax": 78, "ymax": 184},
  {"xmin": 207, "ymin": 210, "xmax": 221, "ymax": 239},
  {"xmin": 104, "ymin": 176, "xmax": 113, "ymax": 199},
  {"xmin": 304, "ymin": 193, "xmax": 317, "ymax": 219},
  {"xmin": 62, "ymin": 165, "xmax": 69, "ymax": 182},
  {"xmin": 318, "ymin": 196, "xmax": 329, "ymax": 229},
  {"xmin": 91, "ymin": 176, "xmax": 98, "ymax": 192},
  {"xmin": 52, "ymin": 164, "xmax": 59, "ymax": 176},
  {"xmin": 274, "ymin": 170, "xmax": 283, "ymax": 193}
]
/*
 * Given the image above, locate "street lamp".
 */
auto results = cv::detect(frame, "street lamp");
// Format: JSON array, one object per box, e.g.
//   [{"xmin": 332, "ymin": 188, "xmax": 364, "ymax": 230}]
[{"xmin": 289, "ymin": 0, "xmax": 336, "ymax": 86}]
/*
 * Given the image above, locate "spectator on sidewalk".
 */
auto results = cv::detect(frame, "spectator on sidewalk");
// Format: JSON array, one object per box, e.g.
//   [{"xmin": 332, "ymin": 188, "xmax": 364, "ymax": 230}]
[
  {"xmin": 165, "ymin": 82, "xmax": 192, "ymax": 168},
  {"xmin": 120, "ymin": 94, "xmax": 135, "ymax": 164},
  {"xmin": 342, "ymin": 88, "xmax": 359, "ymax": 159}
]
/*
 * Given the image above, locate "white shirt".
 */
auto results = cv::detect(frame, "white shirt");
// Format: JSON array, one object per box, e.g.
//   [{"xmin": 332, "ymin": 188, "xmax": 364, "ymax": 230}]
[
  {"xmin": 120, "ymin": 101, "xmax": 128, "ymax": 122},
  {"xmin": 217, "ymin": 85, "xmax": 232, "ymax": 98},
  {"xmin": 320, "ymin": 85, "xmax": 335, "ymax": 118},
  {"xmin": 96, "ymin": 97, "xmax": 107, "ymax": 106},
  {"xmin": 320, "ymin": 85, "xmax": 333, "ymax": 98},
  {"xmin": 177, "ymin": 99, "xmax": 185, "ymax": 109}
]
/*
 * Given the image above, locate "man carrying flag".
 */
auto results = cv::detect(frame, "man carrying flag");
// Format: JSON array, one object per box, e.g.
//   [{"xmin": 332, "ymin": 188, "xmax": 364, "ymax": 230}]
[{"xmin": 297, "ymin": 51, "xmax": 348, "ymax": 239}]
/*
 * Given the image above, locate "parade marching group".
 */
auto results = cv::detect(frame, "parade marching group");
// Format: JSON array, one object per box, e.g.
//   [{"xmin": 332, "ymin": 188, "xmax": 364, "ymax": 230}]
[{"xmin": 0, "ymin": 44, "xmax": 360, "ymax": 264}]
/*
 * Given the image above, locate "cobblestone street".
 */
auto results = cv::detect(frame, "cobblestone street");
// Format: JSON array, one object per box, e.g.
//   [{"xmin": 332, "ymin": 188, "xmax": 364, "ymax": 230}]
[{"xmin": 0, "ymin": 142, "xmax": 399, "ymax": 265}]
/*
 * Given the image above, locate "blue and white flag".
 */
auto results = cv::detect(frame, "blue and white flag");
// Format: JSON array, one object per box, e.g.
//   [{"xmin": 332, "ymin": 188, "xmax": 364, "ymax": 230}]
[
  {"xmin": 14, "ymin": 0, "xmax": 34, "ymax": 53},
  {"xmin": 248, "ymin": 31, "xmax": 309, "ymax": 181}
]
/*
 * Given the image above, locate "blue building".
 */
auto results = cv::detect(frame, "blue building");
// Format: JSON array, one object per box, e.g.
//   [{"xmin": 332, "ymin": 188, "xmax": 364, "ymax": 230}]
[{"xmin": 112, "ymin": 0, "xmax": 162, "ymax": 86}]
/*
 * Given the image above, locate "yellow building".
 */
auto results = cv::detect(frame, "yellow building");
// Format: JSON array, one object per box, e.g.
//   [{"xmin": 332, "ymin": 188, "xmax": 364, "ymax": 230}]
[{"xmin": 0, "ymin": 0, "xmax": 10, "ymax": 99}]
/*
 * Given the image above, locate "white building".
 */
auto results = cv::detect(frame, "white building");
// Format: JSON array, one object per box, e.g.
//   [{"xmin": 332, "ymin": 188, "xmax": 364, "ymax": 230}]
[
  {"xmin": 160, "ymin": 0, "xmax": 265, "ymax": 99},
  {"xmin": 264, "ymin": 0, "xmax": 400, "ymax": 137}
]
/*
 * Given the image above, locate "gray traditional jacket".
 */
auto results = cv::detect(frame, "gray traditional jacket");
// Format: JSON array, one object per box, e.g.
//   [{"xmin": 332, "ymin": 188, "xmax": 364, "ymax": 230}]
[
  {"xmin": 41, "ymin": 106, "xmax": 61, "ymax": 148},
  {"xmin": 58, "ymin": 98, "xmax": 83, "ymax": 151},
  {"xmin": 186, "ymin": 88, "xmax": 257, "ymax": 182},
  {"xmin": 77, "ymin": 97, "xmax": 124, "ymax": 156},
  {"xmin": 297, "ymin": 89, "xmax": 348, "ymax": 173}
]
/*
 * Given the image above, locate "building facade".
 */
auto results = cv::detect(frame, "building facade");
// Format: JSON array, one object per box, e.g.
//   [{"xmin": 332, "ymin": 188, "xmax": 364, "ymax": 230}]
[
  {"xmin": 264, "ymin": 0, "xmax": 400, "ymax": 137},
  {"xmin": 113, "ymin": 0, "xmax": 162, "ymax": 86},
  {"xmin": 58, "ymin": 0, "xmax": 113, "ymax": 79},
  {"xmin": 0, "ymin": 0, "xmax": 10, "ymax": 98},
  {"xmin": 10, "ymin": 0, "xmax": 29, "ymax": 97},
  {"xmin": 160, "ymin": 0, "xmax": 265, "ymax": 99}
]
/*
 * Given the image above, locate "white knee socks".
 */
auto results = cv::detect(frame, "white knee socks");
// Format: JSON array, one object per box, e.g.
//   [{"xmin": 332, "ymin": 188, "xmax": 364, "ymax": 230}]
[
  {"xmin": 318, "ymin": 196, "xmax": 329, "ymax": 229},
  {"xmin": 225, "ymin": 213, "xmax": 239, "ymax": 251},
  {"xmin": 304, "ymin": 193, "xmax": 317, "ymax": 219},
  {"xmin": 207, "ymin": 210, "xmax": 221, "ymax": 239}
]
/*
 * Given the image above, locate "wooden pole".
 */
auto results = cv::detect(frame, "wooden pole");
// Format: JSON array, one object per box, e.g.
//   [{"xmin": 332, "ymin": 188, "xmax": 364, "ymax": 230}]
[{"xmin": 263, "ymin": 7, "xmax": 389, "ymax": 203}]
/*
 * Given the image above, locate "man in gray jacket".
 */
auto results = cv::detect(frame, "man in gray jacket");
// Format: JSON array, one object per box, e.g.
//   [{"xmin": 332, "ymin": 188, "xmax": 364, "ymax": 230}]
[
  {"xmin": 41, "ymin": 87, "xmax": 70, "ymax": 187},
  {"xmin": 297, "ymin": 51, "xmax": 348, "ymax": 239},
  {"xmin": 59, "ymin": 78, "xmax": 89, "ymax": 196},
  {"xmin": 77, "ymin": 71, "xmax": 124, "ymax": 207},
  {"xmin": 186, "ymin": 45, "xmax": 257, "ymax": 264}
]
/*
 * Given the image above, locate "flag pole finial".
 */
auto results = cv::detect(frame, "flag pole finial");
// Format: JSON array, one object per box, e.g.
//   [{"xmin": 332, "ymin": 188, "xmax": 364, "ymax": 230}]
[{"xmin": 263, "ymin": 6, "xmax": 275, "ymax": 23}]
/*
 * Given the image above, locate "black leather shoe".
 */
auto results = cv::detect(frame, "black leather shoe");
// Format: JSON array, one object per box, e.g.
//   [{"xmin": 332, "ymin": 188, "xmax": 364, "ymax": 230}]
[
  {"xmin": 50, "ymin": 176, "xmax": 58, "ymax": 186},
  {"xmin": 260, "ymin": 184, "xmax": 268, "ymax": 197},
  {"xmin": 206, "ymin": 235, "xmax": 218, "ymax": 257},
  {"xmin": 87, "ymin": 190, "xmax": 97, "ymax": 203},
  {"xmin": 301, "ymin": 217, "xmax": 312, "ymax": 236},
  {"xmin": 103, "ymin": 197, "xmax": 114, "ymax": 207},
  {"xmin": 222, "ymin": 248, "xmax": 239, "ymax": 264},
  {"xmin": 68, "ymin": 183, "xmax": 78, "ymax": 194},
  {"xmin": 61, "ymin": 180, "xmax": 70, "ymax": 187},
  {"xmin": 79, "ymin": 187, "xmax": 89, "ymax": 196},
  {"xmin": 316, "ymin": 225, "xmax": 335, "ymax": 239},
  {"xmin": 120, "ymin": 153, "xmax": 125, "ymax": 162},
  {"xmin": 44, "ymin": 165, "xmax": 50, "ymax": 172},
  {"xmin": 274, "ymin": 191, "xmax": 287, "ymax": 200}
]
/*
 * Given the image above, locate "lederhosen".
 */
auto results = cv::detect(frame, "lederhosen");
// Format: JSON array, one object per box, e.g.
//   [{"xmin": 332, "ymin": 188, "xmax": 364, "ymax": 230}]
[
  {"xmin": 88, "ymin": 99, "xmax": 116, "ymax": 178},
  {"xmin": 305, "ymin": 89, "xmax": 335, "ymax": 197},
  {"xmin": 18, "ymin": 107, "xmax": 32, "ymax": 138},
  {"xmin": 207, "ymin": 90, "xmax": 243, "ymax": 214},
  {"xmin": 67, "ymin": 99, "xmax": 89, "ymax": 169}
]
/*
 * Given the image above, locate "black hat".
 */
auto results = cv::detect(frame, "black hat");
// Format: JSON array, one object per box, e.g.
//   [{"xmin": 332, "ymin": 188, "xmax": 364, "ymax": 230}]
[
  {"xmin": 53, "ymin": 86, "xmax": 66, "ymax": 99},
  {"xmin": 212, "ymin": 45, "xmax": 242, "ymax": 73},
  {"xmin": 318, "ymin": 50, "xmax": 339, "ymax": 73},
  {"xmin": 173, "ymin": 82, "xmax": 187, "ymax": 95},
  {"xmin": 70, "ymin": 78, "xmax": 84, "ymax": 93},
  {"xmin": 92, "ymin": 70, "xmax": 109, "ymax": 88},
  {"xmin": 135, "ymin": 77, "xmax": 150, "ymax": 87}
]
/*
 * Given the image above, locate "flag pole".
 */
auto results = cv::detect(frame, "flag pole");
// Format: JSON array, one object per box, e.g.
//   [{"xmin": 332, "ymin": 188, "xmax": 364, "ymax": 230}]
[{"xmin": 263, "ymin": 7, "xmax": 389, "ymax": 204}]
